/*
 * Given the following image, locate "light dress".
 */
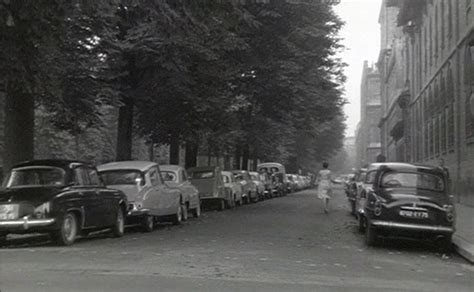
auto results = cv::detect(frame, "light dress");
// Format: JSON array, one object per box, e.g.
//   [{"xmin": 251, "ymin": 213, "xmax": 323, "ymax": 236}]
[{"xmin": 317, "ymin": 169, "xmax": 332, "ymax": 200}]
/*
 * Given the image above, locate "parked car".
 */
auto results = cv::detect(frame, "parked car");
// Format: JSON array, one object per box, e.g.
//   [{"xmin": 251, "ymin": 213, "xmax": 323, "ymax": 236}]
[
  {"xmin": 257, "ymin": 163, "xmax": 288, "ymax": 197},
  {"xmin": 286, "ymin": 174, "xmax": 298, "ymax": 193},
  {"xmin": 231, "ymin": 170, "xmax": 258, "ymax": 203},
  {"xmin": 188, "ymin": 166, "xmax": 231, "ymax": 210},
  {"xmin": 346, "ymin": 168, "xmax": 367, "ymax": 216},
  {"xmin": 249, "ymin": 171, "xmax": 266, "ymax": 200},
  {"xmin": 358, "ymin": 163, "xmax": 455, "ymax": 250},
  {"xmin": 160, "ymin": 164, "xmax": 201, "ymax": 218},
  {"xmin": 0, "ymin": 160, "xmax": 128, "ymax": 246},
  {"xmin": 221, "ymin": 171, "xmax": 243, "ymax": 206},
  {"xmin": 98, "ymin": 161, "xmax": 186, "ymax": 232}
]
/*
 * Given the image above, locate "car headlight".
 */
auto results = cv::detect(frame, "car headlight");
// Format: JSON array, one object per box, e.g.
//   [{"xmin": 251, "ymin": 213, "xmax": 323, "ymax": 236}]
[
  {"xmin": 443, "ymin": 204, "xmax": 455, "ymax": 223},
  {"xmin": 34, "ymin": 202, "xmax": 51, "ymax": 219},
  {"xmin": 374, "ymin": 200, "xmax": 382, "ymax": 216},
  {"xmin": 0, "ymin": 204, "xmax": 19, "ymax": 220}
]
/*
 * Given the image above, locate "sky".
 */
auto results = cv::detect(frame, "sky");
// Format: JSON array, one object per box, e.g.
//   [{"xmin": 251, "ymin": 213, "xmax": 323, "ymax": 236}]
[{"xmin": 333, "ymin": 0, "xmax": 382, "ymax": 137}]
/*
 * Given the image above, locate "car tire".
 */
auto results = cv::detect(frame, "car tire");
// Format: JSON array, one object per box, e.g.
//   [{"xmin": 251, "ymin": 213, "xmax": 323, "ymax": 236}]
[
  {"xmin": 365, "ymin": 223, "xmax": 378, "ymax": 247},
  {"xmin": 358, "ymin": 215, "xmax": 365, "ymax": 233},
  {"xmin": 111, "ymin": 207, "xmax": 125, "ymax": 238},
  {"xmin": 173, "ymin": 204, "xmax": 183, "ymax": 225},
  {"xmin": 193, "ymin": 202, "xmax": 201, "ymax": 218},
  {"xmin": 182, "ymin": 203, "xmax": 189, "ymax": 221},
  {"xmin": 218, "ymin": 199, "xmax": 226, "ymax": 211},
  {"xmin": 438, "ymin": 235, "xmax": 453, "ymax": 253},
  {"xmin": 142, "ymin": 215, "xmax": 154, "ymax": 232},
  {"xmin": 55, "ymin": 212, "xmax": 78, "ymax": 246}
]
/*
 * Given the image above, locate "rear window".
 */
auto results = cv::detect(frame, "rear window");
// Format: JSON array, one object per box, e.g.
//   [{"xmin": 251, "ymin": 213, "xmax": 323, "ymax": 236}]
[
  {"xmin": 191, "ymin": 171, "xmax": 214, "ymax": 179},
  {"xmin": 381, "ymin": 172, "xmax": 444, "ymax": 191},
  {"xmin": 100, "ymin": 170, "xmax": 142, "ymax": 185}
]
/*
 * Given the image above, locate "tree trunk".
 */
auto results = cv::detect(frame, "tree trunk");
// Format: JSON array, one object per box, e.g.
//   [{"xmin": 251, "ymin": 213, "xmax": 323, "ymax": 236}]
[
  {"xmin": 4, "ymin": 81, "xmax": 35, "ymax": 172},
  {"xmin": 148, "ymin": 143, "xmax": 154, "ymax": 161},
  {"xmin": 242, "ymin": 144, "xmax": 249, "ymax": 170},
  {"xmin": 233, "ymin": 144, "xmax": 241, "ymax": 170},
  {"xmin": 116, "ymin": 96, "xmax": 134, "ymax": 161},
  {"xmin": 207, "ymin": 141, "xmax": 212, "ymax": 166},
  {"xmin": 169, "ymin": 134, "xmax": 180, "ymax": 165},
  {"xmin": 252, "ymin": 150, "xmax": 259, "ymax": 171},
  {"xmin": 185, "ymin": 141, "xmax": 198, "ymax": 168},
  {"xmin": 224, "ymin": 153, "xmax": 231, "ymax": 170}
]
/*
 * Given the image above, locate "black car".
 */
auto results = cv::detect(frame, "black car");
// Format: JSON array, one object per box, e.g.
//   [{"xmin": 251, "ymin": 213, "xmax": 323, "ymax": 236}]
[
  {"xmin": 358, "ymin": 163, "xmax": 455, "ymax": 250},
  {"xmin": 0, "ymin": 160, "xmax": 128, "ymax": 246}
]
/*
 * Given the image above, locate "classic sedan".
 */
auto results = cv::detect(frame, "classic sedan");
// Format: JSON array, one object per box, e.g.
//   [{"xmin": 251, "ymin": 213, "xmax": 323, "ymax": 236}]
[
  {"xmin": 0, "ymin": 160, "xmax": 127, "ymax": 246},
  {"xmin": 188, "ymin": 166, "xmax": 232, "ymax": 210},
  {"xmin": 231, "ymin": 170, "xmax": 258, "ymax": 203},
  {"xmin": 222, "ymin": 171, "xmax": 243, "ymax": 206},
  {"xmin": 249, "ymin": 171, "xmax": 266, "ymax": 200},
  {"xmin": 98, "ymin": 161, "xmax": 186, "ymax": 231},
  {"xmin": 358, "ymin": 163, "xmax": 455, "ymax": 250},
  {"xmin": 160, "ymin": 164, "xmax": 201, "ymax": 218}
]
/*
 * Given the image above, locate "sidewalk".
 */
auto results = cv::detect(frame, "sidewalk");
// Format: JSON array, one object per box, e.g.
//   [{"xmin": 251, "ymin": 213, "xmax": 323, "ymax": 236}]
[{"xmin": 453, "ymin": 203, "xmax": 474, "ymax": 263}]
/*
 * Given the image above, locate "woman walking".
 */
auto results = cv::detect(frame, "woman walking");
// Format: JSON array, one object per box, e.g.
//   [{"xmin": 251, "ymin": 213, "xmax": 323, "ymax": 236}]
[{"xmin": 316, "ymin": 162, "xmax": 332, "ymax": 213}]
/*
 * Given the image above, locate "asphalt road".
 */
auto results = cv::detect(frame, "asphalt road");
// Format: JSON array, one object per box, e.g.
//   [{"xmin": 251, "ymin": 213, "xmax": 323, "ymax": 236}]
[{"xmin": 1, "ymin": 187, "xmax": 473, "ymax": 292}]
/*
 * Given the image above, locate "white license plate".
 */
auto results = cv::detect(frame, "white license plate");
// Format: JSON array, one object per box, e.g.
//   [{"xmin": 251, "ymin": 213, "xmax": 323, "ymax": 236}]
[{"xmin": 399, "ymin": 210, "xmax": 429, "ymax": 218}]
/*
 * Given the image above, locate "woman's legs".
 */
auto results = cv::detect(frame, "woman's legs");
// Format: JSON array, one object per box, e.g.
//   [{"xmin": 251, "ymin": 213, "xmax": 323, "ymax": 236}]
[{"xmin": 323, "ymin": 197, "xmax": 329, "ymax": 213}]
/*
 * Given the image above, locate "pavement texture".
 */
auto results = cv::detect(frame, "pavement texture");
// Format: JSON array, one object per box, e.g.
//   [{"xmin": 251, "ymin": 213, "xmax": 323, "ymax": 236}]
[
  {"xmin": 454, "ymin": 203, "xmax": 474, "ymax": 263},
  {"xmin": 0, "ymin": 187, "xmax": 473, "ymax": 292}
]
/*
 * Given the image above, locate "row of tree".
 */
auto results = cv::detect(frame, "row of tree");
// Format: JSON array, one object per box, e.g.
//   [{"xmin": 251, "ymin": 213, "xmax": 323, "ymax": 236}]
[{"xmin": 0, "ymin": 0, "xmax": 346, "ymax": 173}]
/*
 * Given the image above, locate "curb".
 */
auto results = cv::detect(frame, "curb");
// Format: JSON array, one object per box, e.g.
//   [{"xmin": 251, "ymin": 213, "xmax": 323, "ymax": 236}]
[{"xmin": 453, "ymin": 234, "xmax": 474, "ymax": 264}]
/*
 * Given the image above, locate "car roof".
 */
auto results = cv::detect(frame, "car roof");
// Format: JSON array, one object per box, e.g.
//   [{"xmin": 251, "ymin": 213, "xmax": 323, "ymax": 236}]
[
  {"xmin": 13, "ymin": 159, "xmax": 92, "ymax": 169},
  {"xmin": 188, "ymin": 166, "xmax": 218, "ymax": 171},
  {"xmin": 160, "ymin": 164, "xmax": 183, "ymax": 172},
  {"xmin": 221, "ymin": 171, "xmax": 233, "ymax": 176},
  {"xmin": 97, "ymin": 161, "xmax": 157, "ymax": 172},
  {"xmin": 367, "ymin": 162, "xmax": 444, "ymax": 174}
]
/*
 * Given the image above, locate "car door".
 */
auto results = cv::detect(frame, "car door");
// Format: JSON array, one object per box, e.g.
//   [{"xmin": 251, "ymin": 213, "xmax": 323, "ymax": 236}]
[
  {"xmin": 143, "ymin": 166, "xmax": 178, "ymax": 216},
  {"xmin": 87, "ymin": 166, "xmax": 116, "ymax": 227},
  {"xmin": 72, "ymin": 166, "xmax": 99, "ymax": 228},
  {"xmin": 181, "ymin": 169, "xmax": 197, "ymax": 208}
]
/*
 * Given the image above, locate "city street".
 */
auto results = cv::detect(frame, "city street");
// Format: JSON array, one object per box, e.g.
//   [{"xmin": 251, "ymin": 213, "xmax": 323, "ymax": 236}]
[{"xmin": 0, "ymin": 186, "xmax": 473, "ymax": 292}]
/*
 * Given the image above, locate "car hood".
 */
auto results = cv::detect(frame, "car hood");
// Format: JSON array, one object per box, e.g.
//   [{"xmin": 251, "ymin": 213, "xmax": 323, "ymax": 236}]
[
  {"xmin": 190, "ymin": 179, "xmax": 214, "ymax": 193},
  {"xmin": 378, "ymin": 188, "xmax": 450, "ymax": 206},
  {"xmin": 0, "ymin": 187, "xmax": 63, "ymax": 207}
]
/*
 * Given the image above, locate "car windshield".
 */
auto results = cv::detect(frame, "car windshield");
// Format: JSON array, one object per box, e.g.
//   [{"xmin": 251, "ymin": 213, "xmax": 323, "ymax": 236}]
[
  {"xmin": 191, "ymin": 171, "xmax": 214, "ymax": 179},
  {"xmin": 161, "ymin": 171, "xmax": 178, "ymax": 182},
  {"xmin": 4, "ymin": 167, "xmax": 66, "ymax": 188},
  {"xmin": 381, "ymin": 172, "xmax": 445, "ymax": 192},
  {"xmin": 100, "ymin": 170, "xmax": 143, "ymax": 185}
]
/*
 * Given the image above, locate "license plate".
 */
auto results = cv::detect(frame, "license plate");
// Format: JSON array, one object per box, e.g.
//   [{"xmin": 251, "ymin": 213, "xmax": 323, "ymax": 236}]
[{"xmin": 399, "ymin": 210, "xmax": 429, "ymax": 218}]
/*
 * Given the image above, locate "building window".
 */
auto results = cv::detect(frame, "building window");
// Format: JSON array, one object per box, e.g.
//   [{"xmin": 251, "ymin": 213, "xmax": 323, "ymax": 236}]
[
  {"xmin": 435, "ymin": 5, "xmax": 440, "ymax": 55},
  {"xmin": 465, "ymin": 39, "xmax": 474, "ymax": 138},
  {"xmin": 448, "ymin": 0, "xmax": 453, "ymax": 38},
  {"xmin": 434, "ymin": 116, "xmax": 440, "ymax": 156},
  {"xmin": 448, "ymin": 103, "xmax": 455, "ymax": 150},
  {"xmin": 441, "ymin": 110, "xmax": 447, "ymax": 154},
  {"xmin": 429, "ymin": 119, "xmax": 434, "ymax": 157}
]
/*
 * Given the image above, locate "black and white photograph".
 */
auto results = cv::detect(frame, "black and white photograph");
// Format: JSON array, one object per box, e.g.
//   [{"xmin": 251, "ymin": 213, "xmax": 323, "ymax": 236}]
[{"xmin": 0, "ymin": 0, "xmax": 473, "ymax": 291}]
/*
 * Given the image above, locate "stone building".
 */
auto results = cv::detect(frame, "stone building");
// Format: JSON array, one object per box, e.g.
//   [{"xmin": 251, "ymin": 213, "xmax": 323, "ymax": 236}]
[
  {"xmin": 355, "ymin": 62, "xmax": 382, "ymax": 168},
  {"xmin": 377, "ymin": 0, "xmax": 474, "ymax": 206}
]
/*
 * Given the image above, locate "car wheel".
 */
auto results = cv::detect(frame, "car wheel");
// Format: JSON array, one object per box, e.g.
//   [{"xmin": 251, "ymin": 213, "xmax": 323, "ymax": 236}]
[
  {"xmin": 111, "ymin": 207, "xmax": 125, "ymax": 237},
  {"xmin": 55, "ymin": 212, "xmax": 78, "ymax": 246},
  {"xmin": 229, "ymin": 195, "xmax": 235, "ymax": 209},
  {"xmin": 358, "ymin": 215, "xmax": 365, "ymax": 233},
  {"xmin": 365, "ymin": 222, "xmax": 378, "ymax": 247},
  {"xmin": 182, "ymin": 203, "xmax": 189, "ymax": 221},
  {"xmin": 218, "ymin": 199, "xmax": 226, "ymax": 211},
  {"xmin": 173, "ymin": 204, "xmax": 183, "ymax": 225},
  {"xmin": 193, "ymin": 202, "xmax": 201, "ymax": 218},
  {"xmin": 142, "ymin": 215, "xmax": 154, "ymax": 232},
  {"xmin": 438, "ymin": 235, "xmax": 453, "ymax": 253}
]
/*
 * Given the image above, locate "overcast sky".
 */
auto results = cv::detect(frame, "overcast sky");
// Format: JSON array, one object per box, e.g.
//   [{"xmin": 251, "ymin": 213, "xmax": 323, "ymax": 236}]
[{"xmin": 333, "ymin": 0, "xmax": 382, "ymax": 137}]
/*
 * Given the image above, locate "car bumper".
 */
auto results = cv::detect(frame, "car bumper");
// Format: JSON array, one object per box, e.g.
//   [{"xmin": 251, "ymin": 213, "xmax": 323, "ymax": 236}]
[
  {"xmin": 371, "ymin": 220, "xmax": 454, "ymax": 234},
  {"xmin": 127, "ymin": 209, "xmax": 150, "ymax": 217},
  {"xmin": 0, "ymin": 217, "xmax": 56, "ymax": 231}
]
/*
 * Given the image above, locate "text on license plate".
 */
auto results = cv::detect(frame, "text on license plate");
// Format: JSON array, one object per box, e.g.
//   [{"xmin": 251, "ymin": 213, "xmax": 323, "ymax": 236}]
[{"xmin": 399, "ymin": 210, "xmax": 429, "ymax": 218}]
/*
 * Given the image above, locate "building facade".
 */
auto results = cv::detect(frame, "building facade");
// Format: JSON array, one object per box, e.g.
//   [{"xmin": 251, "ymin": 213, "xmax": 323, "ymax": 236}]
[
  {"xmin": 355, "ymin": 62, "xmax": 382, "ymax": 168},
  {"xmin": 378, "ymin": 0, "xmax": 474, "ymax": 206}
]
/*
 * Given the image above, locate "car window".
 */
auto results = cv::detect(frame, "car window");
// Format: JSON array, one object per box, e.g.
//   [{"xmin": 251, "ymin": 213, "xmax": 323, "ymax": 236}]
[
  {"xmin": 162, "ymin": 171, "xmax": 177, "ymax": 182},
  {"xmin": 88, "ymin": 168, "xmax": 101, "ymax": 186},
  {"xmin": 365, "ymin": 171, "xmax": 376, "ymax": 184},
  {"xmin": 191, "ymin": 171, "xmax": 214, "ymax": 179},
  {"xmin": 222, "ymin": 175, "xmax": 230, "ymax": 183},
  {"xmin": 100, "ymin": 170, "xmax": 142, "ymax": 185},
  {"xmin": 4, "ymin": 166, "xmax": 66, "ymax": 188},
  {"xmin": 381, "ymin": 172, "xmax": 445, "ymax": 191},
  {"xmin": 149, "ymin": 167, "xmax": 162, "ymax": 186},
  {"xmin": 74, "ymin": 167, "xmax": 91, "ymax": 186},
  {"xmin": 180, "ymin": 170, "xmax": 187, "ymax": 182}
]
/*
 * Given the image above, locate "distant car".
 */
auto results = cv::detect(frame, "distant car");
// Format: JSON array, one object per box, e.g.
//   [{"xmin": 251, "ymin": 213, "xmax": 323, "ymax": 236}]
[
  {"xmin": 249, "ymin": 171, "xmax": 266, "ymax": 200},
  {"xmin": 188, "ymin": 166, "xmax": 232, "ymax": 210},
  {"xmin": 221, "ymin": 171, "xmax": 243, "ymax": 206},
  {"xmin": 231, "ymin": 170, "xmax": 258, "ymax": 203},
  {"xmin": 160, "ymin": 165, "xmax": 201, "ymax": 218},
  {"xmin": 0, "ymin": 160, "xmax": 128, "ymax": 246},
  {"xmin": 358, "ymin": 163, "xmax": 455, "ymax": 250},
  {"xmin": 98, "ymin": 161, "xmax": 186, "ymax": 232},
  {"xmin": 285, "ymin": 174, "xmax": 297, "ymax": 193}
]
